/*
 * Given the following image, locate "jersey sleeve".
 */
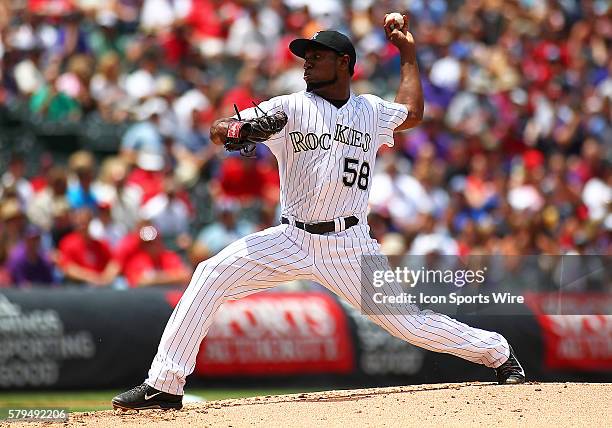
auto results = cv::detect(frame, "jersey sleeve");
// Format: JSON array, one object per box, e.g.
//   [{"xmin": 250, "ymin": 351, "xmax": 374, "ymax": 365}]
[
  {"xmin": 234, "ymin": 96, "xmax": 287, "ymax": 148},
  {"xmin": 375, "ymin": 98, "xmax": 409, "ymax": 148}
]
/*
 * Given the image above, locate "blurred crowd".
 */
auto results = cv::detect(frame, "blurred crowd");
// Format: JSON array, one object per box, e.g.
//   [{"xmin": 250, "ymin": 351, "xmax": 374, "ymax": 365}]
[{"xmin": 0, "ymin": 0, "xmax": 610, "ymax": 288}]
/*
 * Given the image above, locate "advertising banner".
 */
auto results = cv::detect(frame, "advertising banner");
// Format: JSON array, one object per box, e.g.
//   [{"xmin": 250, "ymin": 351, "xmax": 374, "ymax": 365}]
[
  {"xmin": 1, "ymin": 283, "xmax": 610, "ymax": 390},
  {"xmin": 525, "ymin": 293, "xmax": 612, "ymax": 371},
  {"xmin": 0, "ymin": 288, "xmax": 173, "ymax": 389},
  {"xmin": 191, "ymin": 292, "xmax": 354, "ymax": 376}
]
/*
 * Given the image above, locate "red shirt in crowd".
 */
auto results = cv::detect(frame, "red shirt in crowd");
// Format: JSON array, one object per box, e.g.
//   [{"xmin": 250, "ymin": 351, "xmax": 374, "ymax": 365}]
[
  {"xmin": 158, "ymin": 29, "xmax": 190, "ymax": 66},
  {"xmin": 126, "ymin": 168, "xmax": 165, "ymax": 204},
  {"xmin": 114, "ymin": 232, "xmax": 141, "ymax": 270},
  {"xmin": 220, "ymin": 86, "xmax": 261, "ymax": 113},
  {"xmin": 28, "ymin": 0, "xmax": 74, "ymax": 15},
  {"xmin": 123, "ymin": 249, "xmax": 186, "ymax": 287},
  {"xmin": 217, "ymin": 156, "xmax": 280, "ymax": 202},
  {"xmin": 187, "ymin": 0, "xmax": 241, "ymax": 41},
  {"xmin": 58, "ymin": 232, "xmax": 114, "ymax": 273}
]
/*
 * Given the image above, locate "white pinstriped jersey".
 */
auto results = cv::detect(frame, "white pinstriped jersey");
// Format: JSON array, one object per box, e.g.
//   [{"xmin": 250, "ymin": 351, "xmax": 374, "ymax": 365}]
[
  {"xmin": 238, "ymin": 91, "xmax": 408, "ymax": 223},
  {"xmin": 147, "ymin": 94, "xmax": 512, "ymax": 398}
]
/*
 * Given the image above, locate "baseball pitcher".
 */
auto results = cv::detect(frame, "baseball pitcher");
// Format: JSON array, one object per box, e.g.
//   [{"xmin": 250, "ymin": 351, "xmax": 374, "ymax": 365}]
[{"xmin": 113, "ymin": 14, "xmax": 525, "ymax": 411}]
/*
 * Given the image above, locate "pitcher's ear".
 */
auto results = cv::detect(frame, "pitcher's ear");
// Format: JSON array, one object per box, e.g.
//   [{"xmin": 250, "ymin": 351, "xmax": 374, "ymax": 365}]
[{"xmin": 338, "ymin": 54, "xmax": 350, "ymax": 71}]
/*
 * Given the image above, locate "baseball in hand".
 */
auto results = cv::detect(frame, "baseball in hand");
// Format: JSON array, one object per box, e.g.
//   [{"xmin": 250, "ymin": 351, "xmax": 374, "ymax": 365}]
[{"xmin": 385, "ymin": 13, "xmax": 404, "ymax": 31}]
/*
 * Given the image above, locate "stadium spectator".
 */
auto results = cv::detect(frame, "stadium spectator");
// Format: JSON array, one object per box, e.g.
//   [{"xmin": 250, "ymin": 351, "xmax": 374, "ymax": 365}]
[
  {"xmin": 126, "ymin": 149, "xmax": 167, "ymax": 203},
  {"xmin": 12, "ymin": 42, "xmax": 45, "ymax": 98},
  {"xmin": 172, "ymin": 73, "xmax": 211, "ymax": 132},
  {"xmin": 28, "ymin": 152, "xmax": 55, "ymax": 193},
  {"xmin": 67, "ymin": 150, "xmax": 99, "ymax": 210},
  {"xmin": 121, "ymin": 225, "xmax": 190, "ymax": 287},
  {"xmin": 92, "ymin": 156, "xmax": 142, "ymax": 231},
  {"xmin": 6, "ymin": 224, "xmax": 55, "ymax": 286},
  {"xmin": 211, "ymin": 154, "xmax": 279, "ymax": 206},
  {"xmin": 139, "ymin": 176, "xmax": 192, "ymax": 245},
  {"xmin": 189, "ymin": 201, "xmax": 255, "ymax": 264},
  {"xmin": 29, "ymin": 61, "xmax": 82, "ymax": 121},
  {"xmin": 55, "ymin": 54, "xmax": 95, "ymax": 113},
  {"xmin": 88, "ymin": 202, "xmax": 128, "ymax": 248},
  {"xmin": 27, "ymin": 166, "xmax": 69, "ymax": 231},
  {"xmin": 0, "ymin": 198, "xmax": 27, "ymax": 266},
  {"xmin": 218, "ymin": 66, "xmax": 262, "ymax": 116},
  {"xmin": 120, "ymin": 110, "xmax": 165, "ymax": 165},
  {"xmin": 113, "ymin": 220, "xmax": 161, "ymax": 274},
  {"xmin": 1, "ymin": 153, "xmax": 32, "ymax": 205},
  {"xmin": 49, "ymin": 199, "xmax": 73, "ymax": 248},
  {"xmin": 410, "ymin": 213, "xmax": 459, "ymax": 256},
  {"xmin": 123, "ymin": 49, "xmax": 160, "ymax": 101},
  {"xmin": 89, "ymin": 52, "xmax": 129, "ymax": 123},
  {"xmin": 57, "ymin": 207, "xmax": 119, "ymax": 286},
  {"xmin": 54, "ymin": 10, "xmax": 90, "ymax": 59},
  {"xmin": 369, "ymin": 154, "xmax": 429, "ymax": 232}
]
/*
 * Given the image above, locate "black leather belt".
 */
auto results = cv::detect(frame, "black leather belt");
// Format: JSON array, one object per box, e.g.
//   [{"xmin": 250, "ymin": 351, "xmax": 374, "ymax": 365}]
[{"xmin": 281, "ymin": 216, "xmax": 359, "ymax": 235}]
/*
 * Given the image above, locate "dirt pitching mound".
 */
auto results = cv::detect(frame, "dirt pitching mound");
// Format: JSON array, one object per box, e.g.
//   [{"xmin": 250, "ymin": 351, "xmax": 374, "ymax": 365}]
[{"xmin": 34, "ymin": 383, "xmax": 612, "ymax": 427}]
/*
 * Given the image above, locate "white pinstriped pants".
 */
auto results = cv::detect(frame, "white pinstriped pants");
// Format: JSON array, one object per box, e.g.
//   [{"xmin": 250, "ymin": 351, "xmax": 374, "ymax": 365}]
[{"xmin": 146, "ymin": 223, "xmax": 510, "ymax": 395}]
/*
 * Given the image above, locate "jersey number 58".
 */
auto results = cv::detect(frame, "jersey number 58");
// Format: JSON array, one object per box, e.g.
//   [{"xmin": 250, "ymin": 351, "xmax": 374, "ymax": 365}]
[{"xmin": 342, "ymin": 157, "xmax": 370, "ymax": 190}]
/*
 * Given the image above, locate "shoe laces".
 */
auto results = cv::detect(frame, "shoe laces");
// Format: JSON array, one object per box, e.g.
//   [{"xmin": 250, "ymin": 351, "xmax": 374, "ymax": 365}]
[
  {"xmin": 134, "ymin": 383, "xmax": 149, "ymax": 394},
  {"xmin": 497, "ymin": 355, "xmax": 521, "ymax": 376}
]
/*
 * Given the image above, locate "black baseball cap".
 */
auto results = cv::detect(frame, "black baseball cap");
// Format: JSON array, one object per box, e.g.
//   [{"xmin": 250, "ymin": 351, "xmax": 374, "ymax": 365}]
[{"xmin": 289, "ymin": 30, "xmax": 356, "ymax": 75}]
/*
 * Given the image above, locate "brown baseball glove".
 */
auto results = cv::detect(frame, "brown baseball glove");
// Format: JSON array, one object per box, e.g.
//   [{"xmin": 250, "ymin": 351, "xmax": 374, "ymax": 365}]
[{"xmin": 225, "ymin": 103, "xmax": 288, "ymax": 157}]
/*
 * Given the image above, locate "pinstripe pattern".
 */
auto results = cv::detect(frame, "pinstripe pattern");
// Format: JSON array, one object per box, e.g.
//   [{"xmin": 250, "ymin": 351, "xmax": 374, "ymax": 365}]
[
  {"xmin": 147, "ymin": 225, "xmax": 313, "ymax": 393},
  {"xmin": 237, "ymin": 91, "xmax": 406, "ymax": 223},
  {"xmin": 311, "ymin": 224, "xmax": 508, "ymax": 367},
  {"xmin": 144, "ymin": 90, "xmax": 511, "ymax": 396}
]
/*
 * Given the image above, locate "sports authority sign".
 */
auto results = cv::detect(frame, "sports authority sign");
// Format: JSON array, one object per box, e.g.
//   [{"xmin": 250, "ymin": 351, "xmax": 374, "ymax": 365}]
[
  {"xmin": 0, "ymin": 288, "xmax": 172, "ymax": 389},
  {"xmin": 0, "ymin": 294, "xmax": 94, "ymax": 387},
  {"xmin": 184, "ymin": 292, "xmax": 354, "ymax": 376}
]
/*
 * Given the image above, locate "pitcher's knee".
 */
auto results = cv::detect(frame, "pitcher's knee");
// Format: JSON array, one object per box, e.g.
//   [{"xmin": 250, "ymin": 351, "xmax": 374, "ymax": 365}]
[
  {"xmin": 194, "ymin": 254, "xmax": 248, "ymax": 295},
  {"xmin": 192, "ymin": 260, "xmax": 227, "ymax": 293}
]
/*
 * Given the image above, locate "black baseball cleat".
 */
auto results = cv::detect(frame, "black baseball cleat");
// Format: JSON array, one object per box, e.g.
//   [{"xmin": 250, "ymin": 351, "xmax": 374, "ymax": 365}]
[
  {"xmin": 112, "ymin": 383, "xmax": 183, "ymax": 411},
  {"xmin": 495, "ymin": 345, "xmax": 526, "ymax": 384}
]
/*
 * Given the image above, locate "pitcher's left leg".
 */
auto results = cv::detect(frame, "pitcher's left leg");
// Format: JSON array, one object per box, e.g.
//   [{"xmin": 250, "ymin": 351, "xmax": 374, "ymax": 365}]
[{"xmin": 312, "ymin": 225, "xmax": 524, "ymax": 382}]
